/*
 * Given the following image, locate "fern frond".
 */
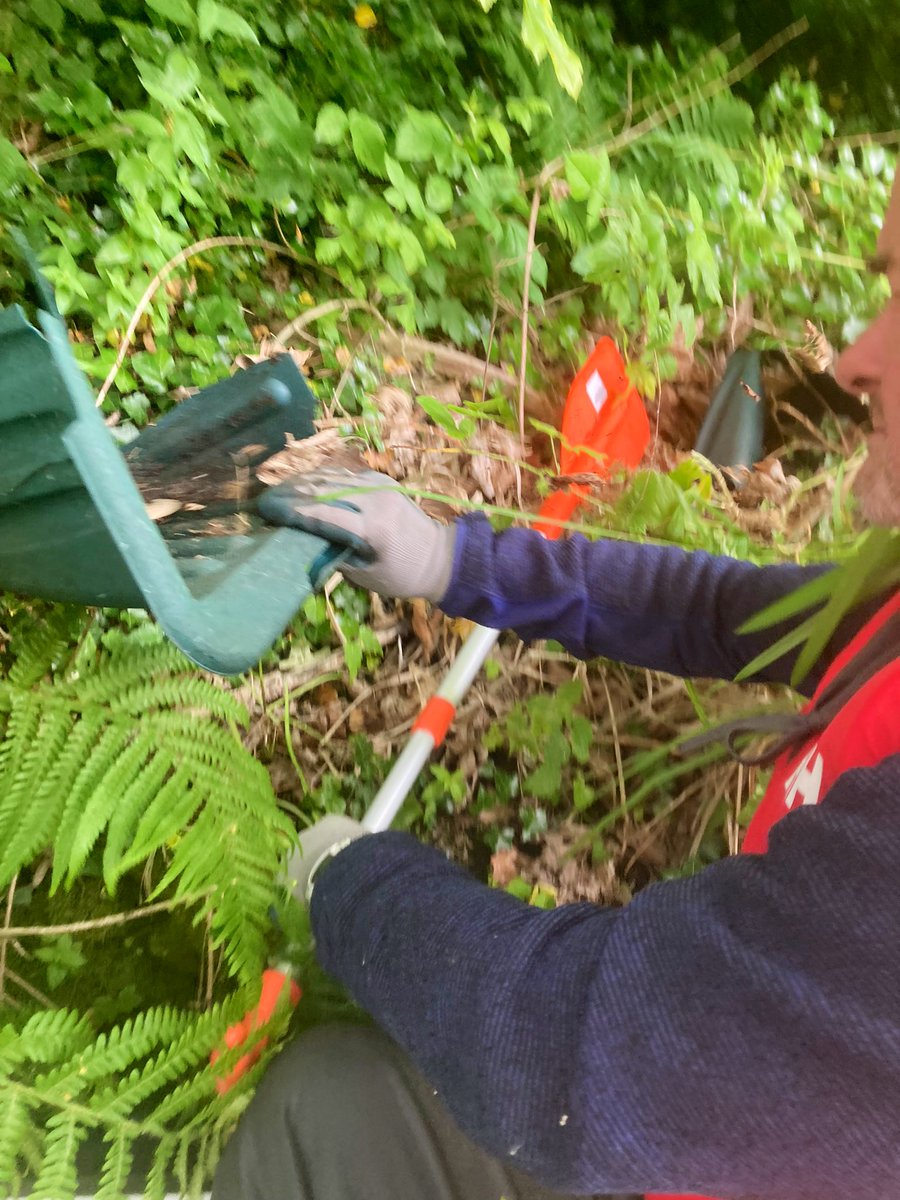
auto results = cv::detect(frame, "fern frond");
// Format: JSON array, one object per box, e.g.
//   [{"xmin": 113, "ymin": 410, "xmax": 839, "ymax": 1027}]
[
  {"xmin": 7, "ymin": 607, "xmax": 84, "ymax": 690},
  {"xmin": 52, "ymin": 727, "xmax": 160, "ymax": 888},
  {"xmin": 35, "ymin": 1006, "xmax": 193, "ymax": 1101},
  {"xmin": 94, "ymin": 1128, "xmax": 134, "ymax": 1200},
  {"xmin": 112, "ymin": 676, "xmax": 250, "ymax": 724},
  {"xmin": 98, "ymin": 1003, "xmax": 235, "ymax": 1116},
  {"xmin": 1, "ymin": 619, "xmax": 289, "ymax": 984},
  {"xmin": 16, "ymin": 1008, "xmax": 94, "ymax": 1064},
  {"xmin": 144, "ymin": 1133, "xmax": 177, "ymax": 1200},
  {"xmin": 0, "ymin": 1090, "xmax": 34, "ymax": 1189},
  {"xmin": 101, "ymin": 748, "xmax": 175, "ymax": 882},
  {"xmin": 114, "ymin": 763, "xmax": 201, "ymax": 877},
  {"xmin": 31, "ymin": 1112, "xmax": 86, "ymax": 1200}
]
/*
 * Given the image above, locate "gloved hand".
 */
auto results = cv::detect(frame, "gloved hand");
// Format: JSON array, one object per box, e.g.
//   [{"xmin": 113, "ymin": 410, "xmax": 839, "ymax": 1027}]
[
  {"xmin": 258, "ymin": 468, "xmax": 457, "ymax": 602},
  {"xmin": 286, "ymin": 814, "xmax": 366, "ymax": 904}
]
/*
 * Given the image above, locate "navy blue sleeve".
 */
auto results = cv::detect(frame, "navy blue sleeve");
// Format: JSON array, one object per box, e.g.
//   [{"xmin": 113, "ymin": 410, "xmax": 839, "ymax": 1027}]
[
  {"xmin": 312, "ymin": 755, "xmax": 900, "ymax": 1200},
  {"xmin": 441, "ymin": 514, "xmax": 839, "ymax": 692}
]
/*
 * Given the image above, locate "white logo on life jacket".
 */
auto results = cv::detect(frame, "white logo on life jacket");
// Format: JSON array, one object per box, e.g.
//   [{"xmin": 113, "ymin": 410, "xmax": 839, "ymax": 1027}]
[
  {"xmin": 586, "ymin": 370, "xmax": 608, "ymax": 414},
  {"xmin": 783, "ymin": 744, "xmax": 824, "ymax": 810}
]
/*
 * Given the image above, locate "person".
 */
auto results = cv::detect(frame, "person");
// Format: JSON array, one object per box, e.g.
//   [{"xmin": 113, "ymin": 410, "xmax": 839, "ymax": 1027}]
[{"xmin": 211, "ymin": 173, "xmax": 900, "ymax": 1200}]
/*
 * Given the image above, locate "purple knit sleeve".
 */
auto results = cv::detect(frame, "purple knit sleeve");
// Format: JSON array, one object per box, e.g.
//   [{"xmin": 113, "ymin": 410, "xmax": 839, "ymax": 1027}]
[{"xmin": 440, "ymin": 514, "xmax": 837, "ymax": 691}]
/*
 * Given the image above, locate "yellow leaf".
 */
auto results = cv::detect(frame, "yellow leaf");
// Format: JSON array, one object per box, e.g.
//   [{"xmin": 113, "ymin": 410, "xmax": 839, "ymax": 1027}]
[
  {"xmin": 299, "ymin": 290, "xmax": 315, "ymax": 305},
  {"xmin": 354, "ymin": 3, "xmax": 377, "ymax": 28}
]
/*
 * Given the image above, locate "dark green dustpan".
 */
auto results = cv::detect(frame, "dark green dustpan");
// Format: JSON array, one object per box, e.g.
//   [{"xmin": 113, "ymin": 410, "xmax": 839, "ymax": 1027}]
[{"xmin": 0, "ymin": 274, "xmax": 343, "ymax": 675}]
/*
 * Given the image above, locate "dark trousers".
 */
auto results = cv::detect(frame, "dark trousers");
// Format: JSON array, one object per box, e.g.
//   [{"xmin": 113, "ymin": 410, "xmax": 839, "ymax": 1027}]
[{"xmin": 212, "ymin": 1023, "xmax": 639, "ymax": 1200}]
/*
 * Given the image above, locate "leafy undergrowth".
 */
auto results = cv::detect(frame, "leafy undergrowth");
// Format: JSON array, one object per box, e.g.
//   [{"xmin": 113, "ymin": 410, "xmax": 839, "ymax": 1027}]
[
  {"xmin": 0, "ymin": 1, "xmax": 896, "ymax": 1193},
  {"xmin": 231, "ymin": 329, "xmax": 868, "ymax": 911}
]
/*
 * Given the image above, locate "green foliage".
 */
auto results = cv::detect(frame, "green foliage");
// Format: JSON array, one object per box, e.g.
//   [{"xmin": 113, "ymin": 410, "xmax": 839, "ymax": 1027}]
[
  {"xmin": 737, "ymin": 527, "xmax": 900, "ymax": 686},
  {"xmin": 486, "ymin": 677, "xmax": 594, "ymax": 804},
  {"xmin": 0, "ymin": 0, "xmax": 891, "ymax": 420},
  {"xmin": 605, "ymin": 0, "xmax": 900, "ymax": 131},
  {"xmin": 0, "ymin": 603, "xmax": 294, "ymax": 983},
  {"xmin": 0, "ymin": 991, "xmax": 292, "ymax": 1198}
]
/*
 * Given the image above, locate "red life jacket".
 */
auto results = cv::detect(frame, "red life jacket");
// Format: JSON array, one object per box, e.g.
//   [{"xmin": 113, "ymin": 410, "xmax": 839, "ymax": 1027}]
[{"xmin": 648, "ymin": 589, "xmax": 900, "ymax": 1200}]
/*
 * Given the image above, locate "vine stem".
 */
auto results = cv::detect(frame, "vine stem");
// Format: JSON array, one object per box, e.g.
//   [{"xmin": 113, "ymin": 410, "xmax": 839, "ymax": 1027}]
[
  {"xmin": 96, "ymin": 236, "xmax": 308, "ymax": 407},
  {"xmin": 0, "ymin": 892, "xmax": 209, "ymax": 940}
]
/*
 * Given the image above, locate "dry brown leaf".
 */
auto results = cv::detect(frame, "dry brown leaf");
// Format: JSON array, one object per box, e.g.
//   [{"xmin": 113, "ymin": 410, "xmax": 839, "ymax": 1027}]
[
  {"xmin": 469, "ymin": 423, "xmax": 521, "ymax": 503},
  {"xmin": 142, "ymin": 329, "xmax": 157, "ymax": 355},
  {"xmin": 376, "ymin": 385, "xmax": 419, "ymax": 473},
  {"xmin": 256, "ymin": 428, "xmax": 363, "ymax": 485},
  {"xmin": 145, "ymin": 498, "xmax": 183, "ymax": 522},
  {"xmin": 234, "ymin": 342, "xmax": 313, "ymax": 374},
  {"xmin": 315, "ymin": 682, "xmax": 340, "ymax": 707},
  {"xmin": 490, "ymin": 848, "xmax": 521, "ymax": 887},
  {"xmin": 382, "ymin": 355, "xmax": 412, "ymax": 375},
  {"xmin": 410, "ymin": 597, "xmax": 437, "ymax": 661}
]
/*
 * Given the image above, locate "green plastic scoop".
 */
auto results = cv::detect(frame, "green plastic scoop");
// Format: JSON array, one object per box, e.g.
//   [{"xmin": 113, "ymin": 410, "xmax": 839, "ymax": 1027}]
[{"xmin": 0, "ymin": 278, "xmax": 342, "ymax": 675}]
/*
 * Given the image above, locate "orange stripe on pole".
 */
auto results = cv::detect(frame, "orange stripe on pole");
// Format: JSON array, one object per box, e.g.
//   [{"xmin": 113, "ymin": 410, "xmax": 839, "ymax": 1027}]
[{"xmin": 413, "ymin": 696, "xmax": 457, "ymax": 746}]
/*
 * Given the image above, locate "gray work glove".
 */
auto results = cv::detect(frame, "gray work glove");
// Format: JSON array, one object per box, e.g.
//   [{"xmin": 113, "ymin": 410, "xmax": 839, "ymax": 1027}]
[
  {"xmin": 285, "ymin": 814, "xmax": 366, "ymax": 905},
  {"xmin": 258, "ymin": 468, "xmax": 457, "ymax": 603}
]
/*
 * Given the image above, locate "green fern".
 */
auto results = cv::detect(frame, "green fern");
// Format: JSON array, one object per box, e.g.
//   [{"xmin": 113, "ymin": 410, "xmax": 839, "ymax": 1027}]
[
  {"xmin": 0, "ymin": 991, "xmax": 293, "ymax": 1198},
  {"xmin": 0, "ymin": 609, "xmax": 295, "ymax": 983}
]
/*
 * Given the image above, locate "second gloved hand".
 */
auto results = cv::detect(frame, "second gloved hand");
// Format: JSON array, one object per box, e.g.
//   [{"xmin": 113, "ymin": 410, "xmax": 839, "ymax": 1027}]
[
  {"xmin": 286, "ymin": 814, "xmax": 366, "ymax": 905},
  {"xmin": 259, "ymin": 468, "xmax": 457, "ymax": 602}
]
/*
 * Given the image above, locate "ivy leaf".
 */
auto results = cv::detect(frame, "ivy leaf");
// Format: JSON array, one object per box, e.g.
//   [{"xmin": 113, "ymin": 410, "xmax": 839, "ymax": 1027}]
[
  {"xmin": 172, "ymin": 111, "xmax": 211, "ymax": 170},
  {"xmin": 60, "ymin": 0, "xmax": 106, "ymax": 18},
  {"xmin": 570, "ymin": 715, "xmax": 592, "ymax": 764},
  {"xmin": 146, "ymin": 0, "xmax": 197, "ymax": 28},
  {"xmin": 31, "ymin": 0, "xmax": 65, "ymax": 35},
  {"xmin": 487, "ymin": 118, "xmax": 512, "ymax": 160},
  {"xmin": 117, "ymin": 154, "xmax": 154, "ymax": 201},
  {"xmin": 197, "ymin": 0, "xmax": 259, "ymax": 44},
  {"xmin": 138, "ymin": 52, "xmax": 200, "ymax": 104},
  {"xmin": 395, "ymin": 110, "xmax": 448, "ymax": 164},
  {"xmin": 343, "ymin": 639, "xmax": 363, "ymax": 683},
  {"xmin": 417, "ymin": 394, "xmax": 476, "ymax": 440},
  {"xmin": 521, "ymin": 0, "xmax": 583, "ymax": 99},
  {"xmin": 565, "ymin": 149, "xmax": 610, "ymax": 205},
  {"xmin": 425, "ymin": 174, "xmax": 453, "ymax": 213},
  {"xmin": 0, "ymin": 55, "xmax": 12, "ymax": 75},
  {"xmin": 571, "ymin": 228, "xmax": 627, "ymax": 280},
  {"xmin": 0, "ymin": 139, "xmax": 27, "ymax": 191},
  {"xmin": 315, "ymin": 103, "xmax": 348, "ymax": 146},
  {"xmin": 685, "ymin": 191, "xmax": 721, "ymax": 304},
  {"xmin": 348, "ymin": 110, "xmax": 387, "ymax": 178}
]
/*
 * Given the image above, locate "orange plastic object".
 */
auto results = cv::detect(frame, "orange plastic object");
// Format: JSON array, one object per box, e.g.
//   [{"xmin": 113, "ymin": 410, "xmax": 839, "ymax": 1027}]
[
  {"xmin": 211, "ymin": 968, "xmax": 302, "ymax": 1094},
  {"xmin": 533, "ymin": 337, "xmax": 649, "ymax": 538},
  {"xmin": 412, "ymin": 695, "xmax": 457, "ymax": 747}
]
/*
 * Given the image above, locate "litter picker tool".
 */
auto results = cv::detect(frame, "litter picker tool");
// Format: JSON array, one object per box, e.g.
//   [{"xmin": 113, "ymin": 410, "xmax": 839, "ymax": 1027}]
[{"xmin": 211, "ymin": 335, "xmax": 650, "ymax": 1091}]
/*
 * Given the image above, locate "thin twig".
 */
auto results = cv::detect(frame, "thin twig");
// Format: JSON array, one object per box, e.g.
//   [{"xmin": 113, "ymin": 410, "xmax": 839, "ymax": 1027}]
[
  {"xmin": 824, "ymin": 128, "xmax": 900, "ymax": 151},
  {"xmin": 378, "ymin": 330, "xmax": 544, "ymax": 404},
  {"xmin": 275, "ymin": 297, "xmax": 383, "ymax": 345},
  {"xmin": 0, "ymin": 893, "xmax": 209, "ymax": 940},
  {"xmin": 537, "ymin": 19, "xmax": 809, "ymax": 187},
  {"xmin": 6, "ymin": 968, "xmax": 53, "ymax": 1008},
  {"xmin": 226, "ymin": 622, "xmax": 402, "ymax": 709},
  {"xmin": 517, "ymin": 184, "xmax": 543, "ymax": 459},
  {"xmin": 600, "ymin": 675, "xmax": 628, "ymax": 815},
  {"xmin": 0, "ymin": 875, "xmax": 17, "ymax": 1003},
  {"xmin": 97, "ymin": 236, "xmax": 308, "ymax": 407}
]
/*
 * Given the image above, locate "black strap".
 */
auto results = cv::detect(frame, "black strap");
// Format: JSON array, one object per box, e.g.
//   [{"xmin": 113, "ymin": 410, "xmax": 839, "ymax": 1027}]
[{"xmin": 679, "ymin": 606, "xmax": 900, "ymax": 767}]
